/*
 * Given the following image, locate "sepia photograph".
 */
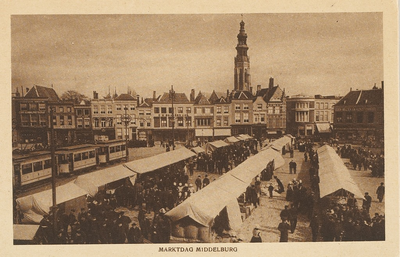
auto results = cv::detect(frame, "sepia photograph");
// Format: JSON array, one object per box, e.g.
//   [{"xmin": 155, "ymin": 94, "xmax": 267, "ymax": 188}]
[{"xmin": 3, "ymin": 1, "xmax": 399, "ymax": 257}]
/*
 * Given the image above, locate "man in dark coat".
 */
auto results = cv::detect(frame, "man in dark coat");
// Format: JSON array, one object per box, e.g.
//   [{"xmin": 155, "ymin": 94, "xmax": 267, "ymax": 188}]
[
  {"xmin": 202, "ymin": 174, "xmax": 210, "ymax": 187},
  {"xmin": 278, "ymin": 219, "xmax": 291, "ymax": 242},
  {"xmin": 363, "ymin": 192, "xmax": 372, "ymax": 213},
  {"xmin": 289, "ymin": 204, "xmax": 298, "ymax": 233},
  {"xmin": 376, "ymin": 183, "xmax": 385, "ymax": 202},
  {"xmin": 195, "ymin": 175, "xmax": 202, "ymax": 192}
]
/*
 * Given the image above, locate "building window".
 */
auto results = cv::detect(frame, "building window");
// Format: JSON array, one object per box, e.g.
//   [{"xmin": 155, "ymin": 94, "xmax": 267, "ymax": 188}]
[
  {"xmin": 93, "ymin": 105, "xmax": 98, "ymax": 114},
  {"xmin": 30, "ymin": 115, "xmax": 38, "ymax": 126},
  {"xmin": 216, "ymin": 106, "xmax": 222, "ymax": 114},
  {"xmin": 216, "ymin": 119, "xmax": 221, "ymax": 126},
  {"xmin": 116, "ymin": 115, "xmax": 122, "ymax": 125},
  {"xmin": 254, "ymin": 115, "xmax": 259, "ymax": 123},
  {"xmin": 336, "ymin": 112, "xmax": 342, "ymax": 123},
  {"xmin": 161, "ymin": 107, "xmax": 167, "ymax": 114},
  {"xmin": 235, "ymin": 104, "xmax": 240, "ymax": 110},
  {"xmin": 140, "ymin": 121, "xmax": 144, "ymax": 127},
  {"xmin": 235, "ymin": 113, "xmax": 241, "ymax": 123},
  {"xmin": 195, "ymin": 107, "xmax": 202, "ymax": 114},
  {"xmin": 316, "ymin": 102, "xmax": 320, "ymax": 109},
  {"xmin": 108, "ymin": 119, "xmax": 113, "ymax": 127},
  {"xmin": 224, "ymin": 106, "xmax": 229, "ymax": 113},
  {"xmin": 169, "ymin": 107, "xmax": 173, "ymax": 114},
  {"xmin": 130, "ymin": 105, "xmax": 135, "ymax": 111},
  {"xmin": 116, "ymin": 105, "xmax": 121, "ymax": 111},
  {"xmin": 274, "ymin": 107, "xmax": 280, "ymax": 114},
  {"xmin": 84, "ymin": 118, "xmax": 90, "ymax": 128},
  {"xmin": 67, "ymin": 107, "xmax": 71, "ymax": 112},
  {"xmin": 117, "ymin": 128, "xmax": 123, "ymax": 139},
  {"xmin": 77, "ymin": 118, "xmax": 83, "ymax": 128},
  {"xmin": 60, "ymin": 116, "xmax": 64, "ymax": 125},
  {"xmin": 139, "ymin": 110, "xmax": 144, "ymax": 116},
  {"xmin": 223, "ymin": 117, "xmax": 229, "ymax": 126},
  {"xmin": 131, "ymin": 115, "xmax": 136, "ymax": 125},
  {"xmin": 324, "ymin": 111, "xmax": 328, "ymax": 122},
  {"xmin": 243, "ymin": 104, "xmax": 249, "ymax": 110},
  {"xmin": 94, "ymin": 118, "xmax": 99, "ymax": 127},
  {"xmin": 186, "ymin": 107, "xmax": 191, "ymax": 113},
  {"xmin": 177, "ymin": 107, "xmax": 183, "ymax": 113},
  {"xmin": 257, "ymin": 104, "xmax": 262, "ymax": 110},
  {"xmin": 368, "ymin": 112, "xmax": 374, "ymax": 123},
  {"xmin": 243, "ymin": 113, "xmax": 249, "ymax": 123},
  {"xmin": 345, "ymin": 112, "xmax": 353, "ymax": 123},
  {"xmin": 260, "ymin": 114, "xmax": 265, "ymax": 122},
  {"xmin": 154, "ymin": 117, "xmax": 160, "ymax": 127},
  {"xmin": 204, "ymin": 108, "xmax": 211, "ymax": 114},
  {"xmin": 268, "ymin": 106, "xmax": 273, "ymax": 114},
  {"xmin": 59, "ymin": 107, "xmax": 64, "ymax": 112},
  {"xmin": 77, "ymin": 109, "xmax": 83, "ymax": 116},
  {"xmin": 28, "ymin": 104, "xmax": 38, "ymax": 111},
  {"xmin": 101, "ymin": 118, "xmax": 106, "ymax": 127},
  {"xmin": 20, "ymin": 103, "xmax": 28, "ymax": 111},
  {"xmin": 325, "ymin": 103, "xmax": 328, "ymax": 109},
  {"xmin": 39, "ymin": 103, "xmax": 46, "ymax": 111},
  {"xmin": 154, "ymin": 107, "xmax": 160, "ymax": 114},
  {"xmin": 39, "ymin": 115, "xmax": 46, "ymax": 126},
  {"xmin": 161, "ymin": 117, "xmax": 167, "ymax": 127},
  {"xmin": 177, "ymin": 117, "xmax": 184, "ymax": 127},
  {"xmin": 108, "ymin": 105, "xmax": 112, "ymax": 114},
  {"xmin": 147, "ymin": 121, "xmax": 151, "ymax": 127},
  {"xmin": 145, "ymin": 110, "xmax": 151, "ymax": 116},
  {"xmin": 100, "ymin": 105, "xmax": 105, "ymax": 114},
  {"xmin": 68, "ymin": 115, "xmax": 72, "ymax": 125},
  {"xmin": 316, "ymin": 111, "xmax": 319, "ymax": 121}
]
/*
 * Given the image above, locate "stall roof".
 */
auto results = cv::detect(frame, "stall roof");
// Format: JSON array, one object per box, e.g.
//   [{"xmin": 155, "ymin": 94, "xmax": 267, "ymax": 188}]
[
  {"xmin": 208, "ymin": 140, "xmax": 229, "ymax": 148},
  {"xmin": 74, "ymin": 165, "xmax": 135, "ymax": 196},
  {"xmin": 236, "ymin": 134, "xmax": 253, "ymax": 141},
  {"xmin": 317, "ymin": 145, "xmax": 364, "ymax": 199},
  {"xmin": 267, "ymin": 136, "xmax": 292, "ymax": 151},
  {"xmin": 13, "ymin": 224, "xmax": 40, "ymax": 241},
  {"xmin": 224, "ymin": 136, "xmax": 240, "ymax": 143},
  {"xmin": 191, "ymin": 146, "xmax": 205, "ymax": 154},
  {"xmin": 165, "ymin": 148, "xmax": 284, "ymax": 226},
  {"xmin": 124, "ymin": 147, "xmax": 195, "ymax": 174},
  {"xmin": 16, "ymin": 182, "xmax": 88, "ymax": 219}
]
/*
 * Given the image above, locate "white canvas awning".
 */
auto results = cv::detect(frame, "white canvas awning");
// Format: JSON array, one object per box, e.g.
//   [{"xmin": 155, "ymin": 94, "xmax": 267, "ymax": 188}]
[
  {"xmin": 16, "ymin": 182, "xmax": 88, "ymax": 223},
  {"xmin": 224, "ymin": 136, "xmax": 240, "ymax": 144},
  {"xmin": 315, "ymin": 123, "xmax": 331, "ymax": 133},
  {"xmin": 214, "ymin": 128, "xmax": 231, "ymax": 136},
  {"xmin": 317, "ymin": 145, "xmax": 364, "ymax": 199},
  {"xmin": 267, "ymin": 136, "xmax": 292, "ymax": 152},
  {"xmin": 165, "ymin": 148, "xmax": 284, "ymax": 227},
  {"xmin": 75, "ymin": 165, "xmax": 136, "ymax": 196},
  {"xmin": 124, "ymin": 147, "xmax": 195, "ymax": 174},
  {"xmin": 13, "ymin": 224, "xmax": 40, "ymax": 241},
  {"xmin": 191, "ymin": 146, "xmax": 205, "ymax": 154},
  {"xmin": 205, "ymin": 140, "xmax": 229, "ymax": 153}
]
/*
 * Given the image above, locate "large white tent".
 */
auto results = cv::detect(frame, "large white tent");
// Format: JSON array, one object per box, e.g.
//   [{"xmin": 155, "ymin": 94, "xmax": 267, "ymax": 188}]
[
  {"xmin": 265, "ymin": 135, "xmax": 292, "ymax": 153},
  {"xmin": 165, "ymin": 148, "xmax": 284, "ymax": 242},
  {"xmin": 16, "ymin": 182, "xmax": 88, "ymax": 224},
  {"xmin": 123, "ymin": 147, "xmax": 195, "ymax": 174},
  {"xmin": 317, "ymin": 145, "xmax": 364, "ymax": 200},
  {"xmin": 205, "ymin": 140, "xmax": 229, "ymax": 154}
]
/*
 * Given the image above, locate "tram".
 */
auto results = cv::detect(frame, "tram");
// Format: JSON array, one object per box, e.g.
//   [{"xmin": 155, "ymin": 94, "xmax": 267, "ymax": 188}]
[
  {"xmin": 13, "ymin": 151, "xmax": 52, "ymax": 187},
  {"xmin": 96, "ymin": 139, "xmax": 127, "ymax": 164},
  {"xmin": 56, "ymin": 144, "xmax": 99, "ymax": 174}
]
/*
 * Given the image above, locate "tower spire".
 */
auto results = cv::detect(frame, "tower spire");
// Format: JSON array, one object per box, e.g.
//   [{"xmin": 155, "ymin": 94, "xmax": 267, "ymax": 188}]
[{"xmin": 234, "ymin": 19, "xmax": 251, "ymax": 91}]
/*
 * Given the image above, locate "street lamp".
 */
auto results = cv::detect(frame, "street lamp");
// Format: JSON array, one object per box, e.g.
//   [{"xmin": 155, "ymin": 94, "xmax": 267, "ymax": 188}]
[
  {"xmin": 49, "ymin": 107, "xmax": 58, "ymax": 236},
  {"xmin": 121, "ymin": 106, "xmax": 132, "ymax": 161},
  {"xmin": 169, "ymin": 85, "xmax": 175, "ymax": 148}
]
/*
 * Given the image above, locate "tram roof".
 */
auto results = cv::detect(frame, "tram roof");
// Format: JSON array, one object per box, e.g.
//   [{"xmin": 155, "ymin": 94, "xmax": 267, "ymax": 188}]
[
  {"xmin": 56, "ymin": 144, "xmax": 97, "ymax": 152},
  {"xmin": 12, "ymin": 151, "xmax": 51, "ymax": 161},
  {"xmin": 94, "ymin": 139, "xmax": 126, "ymax": 145}
]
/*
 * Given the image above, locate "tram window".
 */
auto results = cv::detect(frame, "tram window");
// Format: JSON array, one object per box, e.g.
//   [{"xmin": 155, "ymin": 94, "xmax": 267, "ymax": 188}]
[
  {"xmin": 22, "ymin": 164, "xmax": 33, "ymax": 174},
  {"xmin": 89, "ymin": 151, "xmax": 95, "ymax": 158},
  {"xmin": 44, "ymin": 159, "xmax": 51, "ymax": 169},
  {"xmin": 74, "ymin": 153, "xmax": 82, "ymax": 161},
  {"xmin": 121, "ymin": 145, "xmax": 126, "ymax": 151},
  {"xmin": 58, "ymin": 155, "xmax": 68, "ymax": 164},
  {"xmin": 99, "ymin": 147, "xmax": 106, "ymax": 154},
  {"xmin": 82, "ymin": 152, "xmax": 89, "ymax": 160},
  {"xmin": 116, "ymin": 146, "xmax": 121, "ymax": 152},
  {"xmin": 110, "ymin": 147, "xmax": 115, "ymax": 153},
  {"xmin": 33, "ymin": 161, "xmax": 43, "ymax": 171}
]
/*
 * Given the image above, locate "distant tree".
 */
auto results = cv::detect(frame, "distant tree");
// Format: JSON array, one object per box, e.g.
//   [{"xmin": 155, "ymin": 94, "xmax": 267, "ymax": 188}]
[{"xmin": 60, "ymin": 90, "xmax": 88, "ymax": 103}]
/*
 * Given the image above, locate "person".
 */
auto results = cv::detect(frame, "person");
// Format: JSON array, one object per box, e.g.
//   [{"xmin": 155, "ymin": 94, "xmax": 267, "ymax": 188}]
[
  {"xmin": 280, "ymin": 205, "xmax": 290, "ymax": 221},
  {"xmin": 195, "ymin": 175, "xmax": 202, "ymax": 192},
  {"xmin": 292, "ymin": 161, "xmax": 297, "ymax": 174},
  {"xmin": 274, "ymin": 176, "xmax": 284, "ymax": 193},
  {"xmin": 376, "ymin": 182, "xmax": 385, "ymax": 202},
  {"xmin": 127, "ymin": 223, "xmax": 143, "ymax": 243},
  {"xmin": 289, "ymin": 160, "xmax": 294, "ymax": 174},
  {"xmin": 304, "ymin": 152, "xmax": 308, "ymax": 162},
  {"xmin": 289, "ymin": 204, "xmax": 298, "ymax": 233},
  {"xmin": 268, "ymin": 183, "xmax": 274, "ymax": 198},
  {"xmin": 363, "ymin": 192, "xmax": 372, "ymax": 213},
  {"xmin": 286, "ymin": 182, "xmax": 294, "ymax": 202},
  {"xmin": 250, "ymin": 225, "xmax": 262, "ymax": 242},
  {"xmin": 278, "ymin": 218, "xmax": 291, "ymax": 242},
  {"xmin": 202, "ymin": 174, "xmax": 210, "ymax": 187}
]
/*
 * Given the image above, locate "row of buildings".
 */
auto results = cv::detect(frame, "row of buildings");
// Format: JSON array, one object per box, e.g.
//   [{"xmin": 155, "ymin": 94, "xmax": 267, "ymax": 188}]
[{"xmin": 11, "ymin": 21, "xmax": 384, "ymax": 148}]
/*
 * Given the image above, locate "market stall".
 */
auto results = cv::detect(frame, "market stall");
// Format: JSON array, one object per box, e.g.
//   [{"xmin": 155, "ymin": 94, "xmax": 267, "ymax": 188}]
[
  {"xmin": 205, "ymin": 140, "xmax": 229, "ymax": 154},
  {"xmin": 13, "ymin": 224, "xmax": 41, "ymax": 244}
]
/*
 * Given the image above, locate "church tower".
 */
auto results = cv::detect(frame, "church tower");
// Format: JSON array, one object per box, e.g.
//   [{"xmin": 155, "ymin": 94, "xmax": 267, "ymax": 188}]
[{"xmin": 234, "ymin": 20, "xmax": 251, "ymax": 91}]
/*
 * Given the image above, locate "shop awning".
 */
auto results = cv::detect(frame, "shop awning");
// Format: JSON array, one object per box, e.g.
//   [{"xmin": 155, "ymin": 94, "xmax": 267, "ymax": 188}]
[
  {"xmin": 224, "ymin": 136, "xmax": 240, "ymax": 144},
  {"xmin": 191, "ymin": 146, "xmax": 205, "ymax": 154},
  {"xmin": 124, "ymin": 147, "xmax": 195, "ymax": 174},
  {"xmin": 317, "ymin": 145, "xmax": 364, "ymax": 199},
  {"xmin": 13, "ymin": 224, "xmax": 40, "ymax": 241},
  {"xmin": 213, "ymin": 128, "xmax": 231, "ymax": 137},
  {"xmin": 315, "ymin": 123, "xmax": 331, "ymax": 133},
  {"xmin": 195, "ymin": 129, "xmax": 213, "ymax": 137},
  {"xmin": 74, "ymin": 165, "xmax": 136, "ymax": 196}
]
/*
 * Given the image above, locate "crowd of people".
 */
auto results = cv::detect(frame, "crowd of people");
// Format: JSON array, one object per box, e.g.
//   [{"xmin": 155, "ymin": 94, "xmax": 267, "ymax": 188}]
[{"xmin": 337, "ymin": 144, "xmax": 385, "ymax": 177}]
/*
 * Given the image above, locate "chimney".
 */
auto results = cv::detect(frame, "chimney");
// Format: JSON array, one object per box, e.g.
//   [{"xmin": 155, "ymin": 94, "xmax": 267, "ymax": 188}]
[
  {"xmin": 141, "ymin": 97, "xmax": 144, "ymax": 104},
  {"xmin": 15, "ymin": 88, "xmax": 20, "ymax": 97},
  {"xmin": 190, "ymin": 89, "xmax": 195, "ymax": 102},
  {"xmin": 153, "ymin": 91, "xmax": 156, "ymax": 100},
  {"xmin": 136, "ymin": 95, "xmax": 140, "ymax": 105},
  {"xmin": 93, "ymin": 91, "xmax": 98, "ymax": 99},
  {"xmin": 269, "ymin": 77, "xmax": 274, "ymax": 89},
  {"xmin": 249, "ymin": 87, "xmax": 253, "ymax": 95},
  {"xmin": 21, "ymin": 86, "xmax": 24, "ymax": 97},
  {"xmin": 257, "ymin": 85, "xmax": 261, "ymax": 92},
  {"xmin": 350, "ymin": 87, "xmax": 352, "ymax": 91},
  {"xmin": 381, "ymin": 81, "xmax": 384, "ymax": 90}
]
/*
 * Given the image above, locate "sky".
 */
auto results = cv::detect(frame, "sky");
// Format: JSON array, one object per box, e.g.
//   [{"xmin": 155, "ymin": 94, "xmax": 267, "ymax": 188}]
[{"xmin": 11, "ymin": 13, "xmax": 383, "ymax": 99}]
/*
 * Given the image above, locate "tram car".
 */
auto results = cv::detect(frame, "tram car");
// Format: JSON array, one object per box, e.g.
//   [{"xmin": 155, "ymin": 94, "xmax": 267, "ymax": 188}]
[
  {"xmin": 96, "ymin": 139, "xmax": 127, "ymax": 164},
  {"xmin": 56, "ymin": 144, "xmax": 99, "ymax": 174},
  {"xmin": 13, "ymin": 151, "xmax": 52, "ymax": 187}
]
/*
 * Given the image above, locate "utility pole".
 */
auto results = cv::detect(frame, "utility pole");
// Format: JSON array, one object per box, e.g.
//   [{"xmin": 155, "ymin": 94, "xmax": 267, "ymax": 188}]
[
  {"xmin": 169, "ymin": 85, "xmax": 175, "ymax": 148},
  {"xmin": 122, "ymin": 105, "xmax": 131, "ymax": 161},
  {"xmin": 50, "ymin": 106, "xmax": 58, "ymax": 236}
]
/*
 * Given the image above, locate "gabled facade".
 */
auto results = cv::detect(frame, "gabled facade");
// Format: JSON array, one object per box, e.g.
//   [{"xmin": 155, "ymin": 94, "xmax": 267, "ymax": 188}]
[
  {"xmin": 210, "ymin": 91, "xmax": 231, "ymax": 140},
  {"xmin": 137, "ymin": 95, "xmax": 157, "ymax": 141},
  {"xmin": 113, "ymin": 93, "xmax": 138, "ymax": 141},
  {"xmin": 75, "ymin": 100, "xmax": 93, "ymax": 144},
  {"xmin": 230, "ymin": 90, "xmax": 253, "ymax": 136},
  {"xmin": 91, "ymin": 92, "xmax": 115, "ymax": 141}
]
